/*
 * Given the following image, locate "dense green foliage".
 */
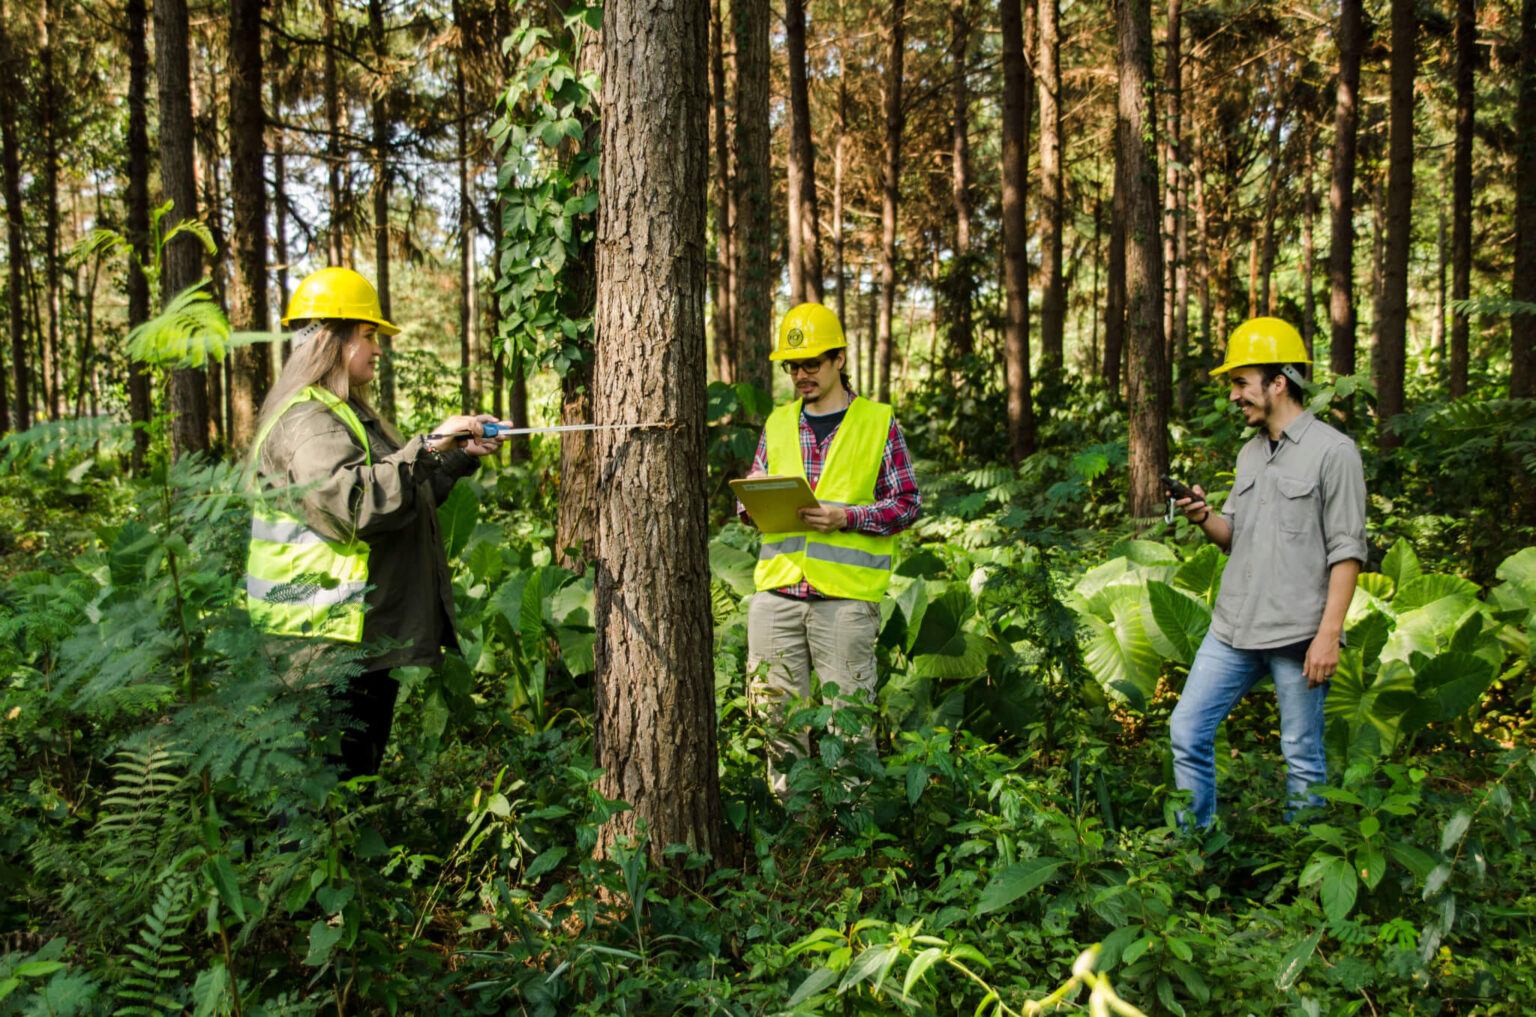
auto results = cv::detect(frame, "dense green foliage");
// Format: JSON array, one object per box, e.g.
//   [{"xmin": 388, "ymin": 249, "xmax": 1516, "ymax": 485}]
[{"xmin": 1, "ymin": 368, "xmax": 1532, "ymax": 1016}]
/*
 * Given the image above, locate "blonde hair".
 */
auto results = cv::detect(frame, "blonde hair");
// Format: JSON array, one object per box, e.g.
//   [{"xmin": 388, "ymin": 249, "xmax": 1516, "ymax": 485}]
[{"xmin": 254, "ymin": 320, "xmax": 404, "ymax": 452}]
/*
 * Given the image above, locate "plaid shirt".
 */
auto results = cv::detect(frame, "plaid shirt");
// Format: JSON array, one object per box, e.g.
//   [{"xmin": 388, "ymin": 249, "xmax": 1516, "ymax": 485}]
[{"xmin": 737, "ymin": 392, "xmax": 921, "ymax": 599}]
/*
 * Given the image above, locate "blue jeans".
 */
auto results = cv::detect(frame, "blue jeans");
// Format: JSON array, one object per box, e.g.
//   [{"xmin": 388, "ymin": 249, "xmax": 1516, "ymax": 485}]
[{"xmin": 1169, "ymin": 631, "xmax": 1328, "ymax": 827}]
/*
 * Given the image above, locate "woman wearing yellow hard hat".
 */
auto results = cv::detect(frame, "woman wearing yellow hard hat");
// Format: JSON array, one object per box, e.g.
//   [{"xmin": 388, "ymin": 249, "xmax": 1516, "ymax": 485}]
[{"xmin": 244, "ymin": 266, "xmax": 507, "ymax": 778}]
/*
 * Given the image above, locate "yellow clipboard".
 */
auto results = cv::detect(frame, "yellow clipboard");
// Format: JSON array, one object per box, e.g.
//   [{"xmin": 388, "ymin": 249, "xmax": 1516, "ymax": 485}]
[{"xmin": 729, "ymin": 475, "xmax": 819, "ymax": 532}]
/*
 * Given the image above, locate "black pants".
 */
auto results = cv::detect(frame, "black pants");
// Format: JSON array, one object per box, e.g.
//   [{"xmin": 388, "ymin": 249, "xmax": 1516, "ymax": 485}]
[{"xmin": 332, "ymin": 669, "xmax": 400, "ymax": 779}]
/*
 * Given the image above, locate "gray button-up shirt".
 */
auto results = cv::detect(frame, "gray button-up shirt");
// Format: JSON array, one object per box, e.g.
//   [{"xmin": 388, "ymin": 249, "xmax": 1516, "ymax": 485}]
[{"xmin": 1210, "ymin": 410, "xmax": 1368, "ymax": 650}]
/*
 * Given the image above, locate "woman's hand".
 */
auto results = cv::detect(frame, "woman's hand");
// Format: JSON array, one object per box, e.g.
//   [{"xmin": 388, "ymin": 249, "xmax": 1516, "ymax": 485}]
[{"xmin": 428, "ymin": 414, "xmax": 509, "ymax": 456}]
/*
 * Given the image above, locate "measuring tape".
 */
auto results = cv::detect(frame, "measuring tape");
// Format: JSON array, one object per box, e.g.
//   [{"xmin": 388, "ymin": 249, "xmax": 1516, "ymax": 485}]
[{"xmin": 426, "ymin": 421, "xmax": 674, "ymax": 440}]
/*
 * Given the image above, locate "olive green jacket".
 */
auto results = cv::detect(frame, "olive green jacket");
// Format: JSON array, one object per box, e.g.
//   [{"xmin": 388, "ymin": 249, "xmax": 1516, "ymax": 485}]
[{"xmin": 254, "ymin": 398, "xmax": 477, "ymax": 671}]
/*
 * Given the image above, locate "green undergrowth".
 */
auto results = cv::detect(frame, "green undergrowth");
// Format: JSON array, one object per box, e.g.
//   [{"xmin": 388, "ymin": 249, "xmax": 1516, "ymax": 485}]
[{"xmin": 0, "ymin": 389, "xmax": 1533, "ymax": 1015}]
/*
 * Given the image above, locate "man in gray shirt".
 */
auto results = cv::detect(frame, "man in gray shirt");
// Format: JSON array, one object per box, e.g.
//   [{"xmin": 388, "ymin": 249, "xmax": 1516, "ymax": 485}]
[{"xmin": 1169, "ymin": 317, "xmax": 1368, "ymax": 828}]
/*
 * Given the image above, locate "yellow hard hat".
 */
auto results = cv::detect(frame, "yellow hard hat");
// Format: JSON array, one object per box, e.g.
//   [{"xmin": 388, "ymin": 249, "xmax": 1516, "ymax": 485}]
[
  {"xmin": 281, "ymin": 267, "xmax": 400, "ymax": 336},
  {"xmin": 1212, "ymin": 317, "xmax": 1309, "ymax": 375},
  {"xmin": 771, "ymin": 303, "xmax": 846, "ymax": 360}
]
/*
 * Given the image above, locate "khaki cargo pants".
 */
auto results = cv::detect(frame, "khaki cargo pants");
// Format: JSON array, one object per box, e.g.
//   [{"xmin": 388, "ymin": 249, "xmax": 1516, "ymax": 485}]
[{"xmin": 746, "ymin": 592, "xmax": 881, "ymax": 801}]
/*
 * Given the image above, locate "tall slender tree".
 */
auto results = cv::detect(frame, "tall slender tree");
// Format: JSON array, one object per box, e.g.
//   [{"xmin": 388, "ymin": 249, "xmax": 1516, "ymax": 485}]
[
  {"xmin": 592, "ymin": 0, "xmax": 723, "ymax": 870},
  {"xmin": 40, "ymin": 0, "xmax": 61, "ymax": 419},
  {"xmin": 785, "ymin": 0, "xmax": 823, "ymax": 303},
  {"xmin": 125, "ymin": 0, "xmax": 151, "ymax": 464},
  {"xmin": 1513, "ymin": 0, "xmax": 1536, "ymax": 399},
  {"xmin": 0, "ymin": 0, "xmax": 27, "ymax": 432},
  {"xmin": 1449, "ymin": 0, "xmax": 1474, "ymax": 398},
  {"xmin": 1038, "ymin": 0, "xmax": 1064, "ymax": 375},
  {"xmin": 947, "ymin": 0, "xmax": 975, "ymax": 361},
  {"xmin": 1377, "ymin": 0, "xmax": 1415, "ymax": 445},
  {"xmin": 1329, "ymin": 0, "xmax": 1364, "ymax": 378},
  {"xmin": 155, "ymin": 0, "xmax": 209, "ymax": 458},
  {"xmin": 1120, "ymin": 0, "xmax": 1168, "ymax": 514},
  {"xmin": 710, "ymin": 0, "xmax": 734, "ymax": 383},
  {"xmin": 876, "ymin": 0, "xmax": 904, "ymax": 403},
  {"xmin": 1000, "ymin": 0, "xmax": 1033, "ymax": 460},
  {"xmin": 731, "ymin": 0, "xmax": 771, "ymax": 399},
  {"xmin": 229, "ymin": 0, "xmax": 269, "ymax": 449},
  {"xmin": 371, "ymin": 0, "xmax": 397, "ymax": 417}
]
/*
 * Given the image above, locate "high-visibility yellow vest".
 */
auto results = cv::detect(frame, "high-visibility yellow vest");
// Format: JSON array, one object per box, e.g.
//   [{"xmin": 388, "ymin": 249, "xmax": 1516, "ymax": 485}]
[
  {"xmin": 244, "ymin": 386, "xmax": 371, "ymax": 642},
  {"xmin": 754, "ymin": 396, "xmax": 895, "ymax": 602}
]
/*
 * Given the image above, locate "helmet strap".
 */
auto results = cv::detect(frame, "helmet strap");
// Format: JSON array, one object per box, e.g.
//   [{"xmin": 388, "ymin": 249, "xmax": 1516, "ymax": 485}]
[{"xmin": 1280, "ymin": 364, "xmax": 1309, "ymax": 390}]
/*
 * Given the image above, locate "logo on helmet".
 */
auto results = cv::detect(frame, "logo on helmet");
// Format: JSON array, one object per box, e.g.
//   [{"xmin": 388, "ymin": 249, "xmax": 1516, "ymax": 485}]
[{"xmin": 786, "ymin": 327, "xmax": 806, "ymax": 349}]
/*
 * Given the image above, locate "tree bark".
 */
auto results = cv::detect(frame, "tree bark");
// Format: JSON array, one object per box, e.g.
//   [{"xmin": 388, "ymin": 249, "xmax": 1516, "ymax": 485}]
[
  {"xmin": 730, "ymin": 0, "xmax": 771, "ymax": 400},
  {"xmin": 1001, "ymin": 0, "xmax": 1033, "ymax": 460},
  {"xmin": 877, "ymin": 0, "xmax": 905, "ymax": 404},
  {"xmin": 785, "ymin": 0, "xmax": 823, "ymax": 303},
  {"xmin": 323, "ymin": 0, "xmax": 344, "ymax": 264},
  {"xmin": 0, "ymin": 0, "xmax": 26, "ymax": 431},
  {"xmin": 948, "ymin": 0, "xmax": 974, "ymax": 361},
  {"xmin": 371, "ymin": 0, "xmax": 397, "ymax": 418},
  {"xmin": 1377, "ymin": 0, "xmax": 1415, "ymax": 445},
  {"xmin": 1192, "ymin": 90, "xmax": 1211, "ymax": 358},
  {"xmin": 1105, "ymin": 123, "xmax": 1127, "ymax": 394},
  {"xmin": 40, "ymin": 0, "xmax": 60, "ymax": 419},
  {"xmin": 228, "ymin": 0, "xmax": 269, "ymax": 450},
  {"xmin": 557, "ymin": 27, "xmax": 602, "ymax": 572},
  {"xmin": 1302, "ymin": 133, "xmax": 1317, "ymax": 358},
  {"xmin": 1120, "ymin": 0, "xmax": 1168, "ymax": 515},
  {"xmin": 710, "ymin": 0, "xmax": 734, "ymax": 383},
  {"xmin": 271, "ymin": 2, "xmax": 291, "ymax": 363},
  {"xmin": 1513, "ymin": 0, "xmax": 1536, "ymax": 399},
  {"xmin": 155, "ymin": 0, "xmax": 208, "ymax": 458},
  {"xmin": 1447, "ymin": 0, "xmax": 1473, "ymax": 397},
  {"xmin": 593, "ymin": 0, "xmax": 723, "ymax": 870},
  {"xmin": 1161, "ymin": 0, "xmax": 1180, "ymax": 363},
  {"xmin": 1329, "ymin": 0, "xmax": 1364, "ymax": 378},
  {"xmin": 834, "ymin": 74, "xmax": 849, "ymax": 360},
  {"xmin": 1257, "ymin": 84, "xmax": 1284, "ymax": 316},
  {"xmin": 1038, "ymin": 0, "xmax": 1064, "ymax": 376},
  {"xmin": 456, "ymin": 0, "xmax": 478, "ymax": 414}
]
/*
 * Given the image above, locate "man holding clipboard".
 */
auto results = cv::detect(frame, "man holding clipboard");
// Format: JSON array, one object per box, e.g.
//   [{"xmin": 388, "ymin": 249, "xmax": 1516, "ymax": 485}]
[{"xmin": 734, "ymin": 303, "xmax": 921, "ymax": 804}]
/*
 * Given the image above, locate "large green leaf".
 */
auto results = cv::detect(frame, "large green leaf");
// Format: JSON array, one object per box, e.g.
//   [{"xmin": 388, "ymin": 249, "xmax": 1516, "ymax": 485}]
[
  {"xmin": 437, "ymin": 483, "xmax": 481, "ymax": 561},
  {"xmin": 1072, "ymin": 557, "xmax": 1136, "ymax": 604},
  {"xmin": 1325, "ymin": 650, "xmax": 1415, "ymax": 763},
  {"xmin": 1382, "ymin": 596, "xmax": 1485, "ymax": 665},
  {"xmin": 910, "ymin": 632, "xmax": 990, "ymax": 680},
  {"xmin": 1173, "ymin": 544, "xmax": 1225, "ymax": 604},
  {"xmin": 1146, "ymin": 580, "xmax": 1211, "ymax": 665},
  {"xmin": 1381, "ymin": 538, "xmax": 1422, "ymax": 591},
  {"xmin": 1392, "ymin": 574, "xmax": 1480, "ymax": 613},
  {"xmin": 1380, "ymin": 651, "xmax": 1498, "ymax": 732},
  {"xmin": 1079, "ymin": 586, "xmax": 1162, "ymax": 710},
  {"xmin": 910, "ymin": 585, "xmax": 973, "ymax": 657},
  {"xmin": 976, "ymin": 858, "xmax": 1066, "ymax": 914},
  {"xmin": 1110, "ymin": 539, "xmax": 1180, "ymax": 567},
  {"xmin": 1496, "ymin": 546, "xmax": 1536, "ymax": 587},
  {"xmin": 708, "ymin": 540, "xmax": 757, "ymax": 597},
  {"xmin": 1355, "ymin": 572, "xmax": 1395, "ymax": 601}
]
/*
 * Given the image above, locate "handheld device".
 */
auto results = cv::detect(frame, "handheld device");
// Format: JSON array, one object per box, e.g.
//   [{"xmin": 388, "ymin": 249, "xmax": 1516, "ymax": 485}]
[
  {"xmin": 1160, "ymin": 474, "xmax": 1196, "ymax": 501},
  {"xmin": 427, "ymin": 422, "xmax": 508, "ymax": 441}
]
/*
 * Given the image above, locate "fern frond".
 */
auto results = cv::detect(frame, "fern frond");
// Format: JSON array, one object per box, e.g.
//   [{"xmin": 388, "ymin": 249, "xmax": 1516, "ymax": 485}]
[
  {"xmin": 127, "ymin": 283, "xmax": 231, "ymax": 369},
  {"xmin": 113, "ymin": 871, "xmax": 193, "ymax": 1017},
  {"xmin": 0, "ymin": 417, "xmax": 134, "ymax": 471}
]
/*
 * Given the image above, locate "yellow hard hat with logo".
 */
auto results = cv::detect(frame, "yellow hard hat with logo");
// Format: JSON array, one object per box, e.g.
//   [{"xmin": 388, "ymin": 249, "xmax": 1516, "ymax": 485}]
[
  {"xmin": 771, "ymin": 303, "xmax": 846, "ymax": 360},
  {"xmin": 281, "ymin": 267, "xmax": 400, "ymax": 336},
  {"xmin": 1212, "ymin": 317, "xmax": 1309, "ymax": 375}
]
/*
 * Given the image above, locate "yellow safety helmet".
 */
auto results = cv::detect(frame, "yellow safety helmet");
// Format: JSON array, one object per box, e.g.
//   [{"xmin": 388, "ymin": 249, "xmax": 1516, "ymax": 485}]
[
  {"xmin": 281, "ymin": 267, "xmax": 400, "ymax": 336},
  {"xmin": 771, "ymin": 303, "xmax": 846, "ymax": 360},
  {"xmin": 1212, "ymin": 316, "xmax": 1309, "ymax": 375}
]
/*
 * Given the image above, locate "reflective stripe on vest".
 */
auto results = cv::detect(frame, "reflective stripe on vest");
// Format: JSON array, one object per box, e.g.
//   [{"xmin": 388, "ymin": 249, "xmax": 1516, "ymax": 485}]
[
  {"xmin": 244, "ymin": 386, "xmax": 372, "ymax": 643},
  {"xmin": 753, "ymin": 396, "xmax": 896, "ymax": 601}
]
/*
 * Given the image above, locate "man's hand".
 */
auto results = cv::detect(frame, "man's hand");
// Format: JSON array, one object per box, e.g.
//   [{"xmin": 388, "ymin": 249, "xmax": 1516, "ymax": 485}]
[
  {"xmin": 797, "ymin": 504, "xmax": 848, "ymax": 533},
  {"xmin": 1303, "ymin": 633, "xmax": 1340, "ymax": 687},
  {"xmin": 745, "ymin": 469, "xmax": 767, "ymax": 480},
  {"xmin": 1175, "ymin": 483, "xmax": 1210, "ymax": 523}
]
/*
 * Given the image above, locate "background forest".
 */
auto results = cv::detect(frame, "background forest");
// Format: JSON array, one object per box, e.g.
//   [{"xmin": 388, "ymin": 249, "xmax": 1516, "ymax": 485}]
[{"xmin": 1, "ymin": 0, "xmax": 1534, "ymax": 1013}]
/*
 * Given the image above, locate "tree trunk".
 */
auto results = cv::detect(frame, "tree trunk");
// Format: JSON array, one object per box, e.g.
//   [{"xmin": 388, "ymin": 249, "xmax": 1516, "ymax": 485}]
[
  {"xmin": 271, "ymin": 1, "xmax": 291, "ymax": 362},
  {"xmin": 456, "ymin": 0, "xmax": 478, "ymax": 414},
  {"xmin": 710, "ymin": 0, "xmax": 734, "ymax": 384},
  {"xmin": 1377, "ymin": 0, "xmax": 1415, "ymax": 445},
  {"xmin": 1258, "ymin": 88, "xmax": 1284, "ymax": 316},
  {"xmin": 40, "ymin": 0, "xmax": 60, "ymax": 420},
  {"xmin": 1193, "ymin": 99, "xmax": 1211, "ymax": 358},
  {"xmin": 877, "ymin": 0, "xmax": 904, "ymax": 404},
  {"xmin": 948, "ymin": 0, "xmax": 974, "ymax": 361},
  {"xmin": 1513, "ymin": 0, "xmax": 1536, "ymax": 399},
  {"xmin": 323, "ymin": 0, "xmax": 345, "ymax": 264},
  {"xmin": 0, "ymin": 0, "xmax": 27, "ymax": 431},
  {"xmin": 1302, "ymin": 134, "xmax": 1317, "ymax": 358},
  {"xmin": 1329, "ymin": 0, "xmax": 1364, "ymax": 378},
  {"xmin": 785, "ymin": 0, "xmax": 822, "ymax": 303},
  {"xmin": 155, "ymin": 0, "xmax": 208, "ymax": 458},
  {"xmin": 371, "ymin": 0, "xmax": 396, "ymax": 417},
  {"xmin": 1161, "ymin": 0, "xmax": 1180, "ymax": 364},
  {"xmin": 730, "ymin": 0, "xmax": 771, "ymax": 400},
  {"xmin": 557, "ymin": 28, "xmax": 602, "ymax": 572},
  {"xmin": 228, "ymin": 0, "xmax": 269, "ymax": 450},
  {"xmin": 1120, "ymin": 0, "xmax": 1168, "ymax": 516},
  {"xmin": 1105, "ymin": 124, "xmax": 1127, "ymax": 394},
  {"xmin": 834, "ymin": 74, "xmax": 849, "ymax": 358},
  {"xmin": 1001, "ymin": 0, "xmax": 1033, "ymax": 460},
  {"xmin": 1038, "ymin": 0, "xmax": 1064, "ymax": 376},
  {"xmin": 593, "ymin": 0, "xmax": 723, "ymax": 870},
  {"xmin": 1448, "ymin": 0, "xmax": 1473, "ymax": 397}
]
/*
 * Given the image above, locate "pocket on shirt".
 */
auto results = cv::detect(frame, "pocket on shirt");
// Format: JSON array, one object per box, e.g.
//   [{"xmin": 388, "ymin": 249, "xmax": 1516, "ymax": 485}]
[{"xmin": 1276, "ymin": 475, "xmax": 1319, "ymax": 534}]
